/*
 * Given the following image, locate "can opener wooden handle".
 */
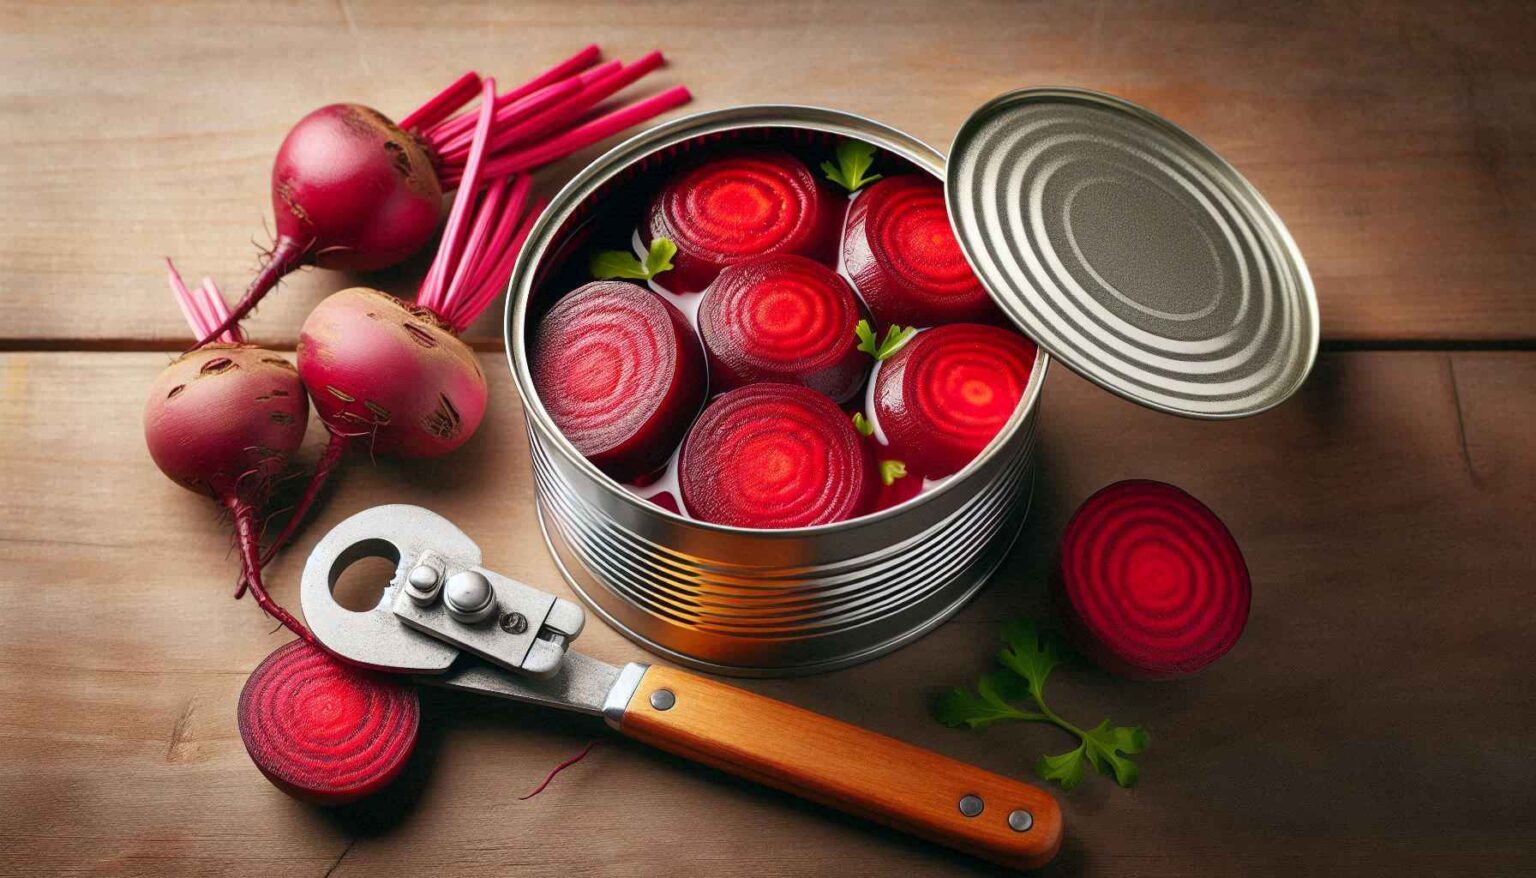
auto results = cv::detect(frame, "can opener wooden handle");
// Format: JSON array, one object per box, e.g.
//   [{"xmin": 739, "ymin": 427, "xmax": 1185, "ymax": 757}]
[{"xmin": 301, "ymin": 505, "xmax": 1062, "ymax": 871}]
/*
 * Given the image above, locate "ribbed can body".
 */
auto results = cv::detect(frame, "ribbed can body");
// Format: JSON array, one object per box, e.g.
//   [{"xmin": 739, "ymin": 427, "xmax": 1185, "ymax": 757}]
[{"xmin": 507, "ymin": 106, "xmax": 1050, "ymax": 676}]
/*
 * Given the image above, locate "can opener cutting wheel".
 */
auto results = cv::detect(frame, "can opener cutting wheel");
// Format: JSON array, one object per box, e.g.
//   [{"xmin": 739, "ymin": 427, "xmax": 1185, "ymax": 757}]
[{"xmin": 301, "ymin": 505, "xmax": 1062, "ymax": 870}]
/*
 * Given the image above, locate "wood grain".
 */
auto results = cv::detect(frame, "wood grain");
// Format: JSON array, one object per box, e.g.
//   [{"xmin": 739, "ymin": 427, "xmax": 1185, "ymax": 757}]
[
  {"xmin": 1, "ymin": 0, "xmax": 1533, "ymax": 348},
  {"xmin": 2, "ymin": 349, "xmax": 1532, "ymax": 876},
  {"xmin": 621, "ymin": 665, "xmax": 1064, "ymax": 870}
]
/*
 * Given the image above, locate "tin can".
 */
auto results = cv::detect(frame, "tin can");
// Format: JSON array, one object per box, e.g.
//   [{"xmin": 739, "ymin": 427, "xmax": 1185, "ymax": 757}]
[{"xmin": 507, "ymin": 106, "xmax": 1050, "ymax": 676}]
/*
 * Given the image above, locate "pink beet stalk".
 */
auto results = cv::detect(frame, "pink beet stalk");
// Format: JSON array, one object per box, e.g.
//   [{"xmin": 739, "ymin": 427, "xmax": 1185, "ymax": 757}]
[{"xmin": 189, "ymin": 44, "xmax": 687, "ymax": 348}]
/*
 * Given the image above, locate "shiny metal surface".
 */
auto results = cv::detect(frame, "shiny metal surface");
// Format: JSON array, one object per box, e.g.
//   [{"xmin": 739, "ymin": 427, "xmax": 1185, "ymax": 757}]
[
  {"xmin": 300, "ymin": 505, "xmax": 581, "ymax": 679},
  {"xmin": 505, "ymin": 106, "xmax": 1050, "ymax": 675},
  {"xmin": 602, "ymin": 662, "xmax": 650, "ymax": 728},
  {"xmin": 949, "ymin": 88, "xmax": 1318, "ymax": 419},
  {"xmin": 426, "ymin": 650, "xmax": 625, "ymax": 718}
]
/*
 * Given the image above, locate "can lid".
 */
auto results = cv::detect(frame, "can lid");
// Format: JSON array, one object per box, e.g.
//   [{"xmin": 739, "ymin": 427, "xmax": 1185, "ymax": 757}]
[{"xmin": 946, "ymin": 88, "xmax": 1318, "ymax": 419}]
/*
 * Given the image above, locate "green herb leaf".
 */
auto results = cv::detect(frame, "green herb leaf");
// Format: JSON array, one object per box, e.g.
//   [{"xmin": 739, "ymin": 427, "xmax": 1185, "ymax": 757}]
[
  {"xmin": 854, "ymin": 319, "xmax": 918, "ymax": 361},
  {"xmin": 997, "ymin": 619, "xmax": 1059, "ymax": 703},
  {"xmin": 590, "ymin": 237, "xmax": 677, "ymax": 281},
  {"xmin": 821, "ymin": 140, "xmax": 883, "ymax": 192},
  {"xmin": 643, "ymin": 237, "xmax": 677, "ymax": 278},
  {"xmin": 934, "ymin": 670, "xmax": 1045, "ymax": 729},
  {"xmin": 878, "ymin": 460, "xmax": 908, "ymax": 486},
  {"xmin": 852, "ymin": 412, "xmax": 875, "ymax": 437},
  {"xmin": 1037, "ymin": 745, "xmax": 1088, "ymax": 791},
  {"xmin": 931, "ymin": 618, "xmax": 1150, "ymax": 792},
  {"xmin": 1081, "ymin": 721, "xmax": 1150, "ymax": 788}
]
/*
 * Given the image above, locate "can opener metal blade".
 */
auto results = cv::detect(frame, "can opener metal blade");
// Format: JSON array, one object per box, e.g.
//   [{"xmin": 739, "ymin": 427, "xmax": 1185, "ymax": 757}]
[{"xmin": 301, "ymin": 505, "xmax": 1062, "ymax": 871}]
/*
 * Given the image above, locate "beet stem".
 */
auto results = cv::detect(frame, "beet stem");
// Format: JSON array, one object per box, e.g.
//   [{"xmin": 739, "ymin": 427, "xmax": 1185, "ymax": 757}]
[
  {"xmin": 193, "ymin": 235, "xmax": 309, "ymax": 350},
  {"xmin": 419, "ymin": 79, "xmax": 498, "ymax": 315},
  {"xmin": 398, "ymin": 71, "xmax": 482, "ymax": 133},
  {"xmin": 471, "ymin": 86, "xmax": 692, "ymax": 181},
  {"xmin": 225, "ymin": 494, "xmax": 314, "ymax": 644},
  {"xmin": 424, "ymin": 46, "xmax": 602, "ymax": 150},
  {"xmin": 448, "ymin": 193, "xmax": 542, "ymax": 332},
  {"xmin": 437, "ymin": 52, "xmax": 669, "ymax": 186}
]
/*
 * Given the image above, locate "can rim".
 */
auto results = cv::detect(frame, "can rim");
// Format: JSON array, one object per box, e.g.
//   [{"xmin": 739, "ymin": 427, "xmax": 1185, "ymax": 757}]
[{"xmin": 505, "ymin": 104, "xmax": 1051, "ymax": 539}]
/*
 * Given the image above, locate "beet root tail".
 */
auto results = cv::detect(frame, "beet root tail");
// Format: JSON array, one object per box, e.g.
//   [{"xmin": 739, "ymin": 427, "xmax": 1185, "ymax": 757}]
[
  {"xmin": 226, "ymin": 494, "xmax": 315, "ymax": 643},
  {"xmin": 193, "ymin": 235, "xmax": 310, "ymax": 350},
  {"xmin": 235, "ymin": 433, "xmax": 349, "ymax": 599}
]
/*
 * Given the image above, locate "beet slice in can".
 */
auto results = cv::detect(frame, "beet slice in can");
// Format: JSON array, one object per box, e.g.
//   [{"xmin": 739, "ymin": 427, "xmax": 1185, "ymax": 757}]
[
  {"xmin": 532, "ymin": 280, "xmax": 706, "ymax": 481},
  {"xmin": 873, "ymin": 323, "xmax": 1036, "ymax": 478},
  {"xmin": 643, "ymin": 149, "xmax": 839, "ymax": 293},
  {"xmin": 842, "ymin": 175, "xmax": 1000, "ymax": 328},
  {"xmin": 680, "ymin": 383, "xmax": 873, "ymax": 528},
  {"xmin": 698, "ymin": 254, "xmax": 867, "ymax": 403}
]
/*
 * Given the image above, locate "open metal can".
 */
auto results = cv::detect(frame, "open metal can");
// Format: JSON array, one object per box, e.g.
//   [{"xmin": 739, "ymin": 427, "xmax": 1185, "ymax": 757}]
[{"xmin": 506, "ymin": 95, "xmax": 1315, "ymax": 676}]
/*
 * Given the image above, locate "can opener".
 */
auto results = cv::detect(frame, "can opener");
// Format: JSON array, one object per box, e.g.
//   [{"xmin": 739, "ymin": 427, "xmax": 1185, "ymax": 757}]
[{"xmin": 301, "ymin": 505, "xmax": 1062, "ymax": 870}]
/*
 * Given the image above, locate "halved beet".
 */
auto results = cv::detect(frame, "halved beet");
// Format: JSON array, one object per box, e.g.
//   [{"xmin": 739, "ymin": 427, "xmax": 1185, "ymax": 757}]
[
  {"xmin": 842, "ymin": 175, "xmax": 1000, "ymax": 327},
  {"xmin": 679, "ymin": 383, "xmax": 873, "ymax": 528},
  {"xmin": 1055, "ymin": 481, "xmax": 1251, "ymax": 680},
  {"xmin": 238, "ymin": 640, "xmax": 420, "ymax": 806},
  {"xmin": 698, "ymin": 254, "xmax": 867, "ymax": 403},
  {"xmin": 873, "ymin": 324, "xmax": 1037, "ymax": 478},
  {"xmin": 532, "ymin": 281, "xmax": 707, "ymax": 482},
  {"xmin": 643, "ymin": 150, "xmax": 839, "ymax": 293}
]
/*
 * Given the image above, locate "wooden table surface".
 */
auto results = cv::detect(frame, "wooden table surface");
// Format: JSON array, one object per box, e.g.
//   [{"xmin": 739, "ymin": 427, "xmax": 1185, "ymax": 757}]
[{"xmin": 2, "ymin": 2, "xmax": 1533, "ymax": 875}]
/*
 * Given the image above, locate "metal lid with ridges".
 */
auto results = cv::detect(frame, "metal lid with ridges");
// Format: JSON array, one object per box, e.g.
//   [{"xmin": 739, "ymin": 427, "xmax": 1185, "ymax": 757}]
[{"xmin": 947, "ymin": 88, "xmax": 1318, "ymax": 419}]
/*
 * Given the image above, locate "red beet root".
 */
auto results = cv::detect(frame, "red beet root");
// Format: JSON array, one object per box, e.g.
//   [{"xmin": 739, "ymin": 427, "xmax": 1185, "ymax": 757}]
[
  {"xmin": 194, "ymin": 48, "xmax": 689, "ymax": 347},
  {"xmin": 873, "ymin": 324, "xmax": 1037, "ymax": 478},
  {"xmin": 643, "ymin": 150, "xmax": 840, "ymax": 293},
  {"xmin": 238, "ymin": 640, "xmax": 420, "ymax": 805},
  {"xmin": 698, "ymin": 254, "xmax": 866, "ymax": 403},
  {"xmin": 842, "ymin": 176, "xmax": 999, "ymax": 327},
  {"xmin": 299, "ymin": 288, "xmax": 489, "ymax": 458},
  {"xmin": 532, "ymin": 281, "xmax": 706, "ymax": 481},
  {"xmin": 264, "ymin": 80, "xmax": 539, "ymax": 569},
  {"xmin": 145, "ymin": 264, "xmax": 311, "ymax": 639},
  {"xmin": 679, "ymin": 384, "xmax": 873, "ymax": 528},
  {"xmin": 1055, "ymin": 480, "xmax": 1251, "ymax": 680}
]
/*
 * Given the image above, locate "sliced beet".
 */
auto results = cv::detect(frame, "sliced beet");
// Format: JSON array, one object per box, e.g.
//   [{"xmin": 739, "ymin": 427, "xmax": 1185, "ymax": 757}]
[
  {"xmin": 644, "ymin": 150, "xmax": 839, "ymax": 293},
  {"xmin": 532, "ymin": 281, "xmax": 706, "ymax": 482},
  {"xmin": 698, "ymin": 254, "xmax": 867, "ymax": 403},
  {"xmin": 679, "ymin": 383, "xmax": 873, "ymax": 528},
  {"xmin": 238, "ymin": 640, "xmax": 419, "ymax": 806},
  {"xmin": 873, "ymin": 324, "xmax": 1037, "ymax": 478},
  {"xmin": 1055, "ymin": 480, "xmax": 1251, "ymax": 680},
  {"xmin": 842, "ymin": 175, "xmax": 1000, "ymax": 327}
]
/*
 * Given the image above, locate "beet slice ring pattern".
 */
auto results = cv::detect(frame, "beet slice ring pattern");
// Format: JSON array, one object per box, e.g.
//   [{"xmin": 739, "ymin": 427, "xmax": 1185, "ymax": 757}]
[
  {"xmin": 699, "ymin": 254, "xmax": 867, "ymax": 403},
  {"xmin": 532, "ymin": 281, "xmax": 706, "ymax": 482},
  {"xmin": 643, "ymin": 149, "xmax": 839, "ymax": 293},
  {"xmin": 238, "ymin": 639, "xmax": 420, "ymax": 805},
  {"xmin": 1055, "ymin": 480, "xmax": 1251, "ymax": 680},
  {"xmin": 842, "ymin": 175, "xmax": 1000, "ymax": 328},
  {"xmin": 679, "ymin": 383, "xmax": 873, "ymax": 528},
  {"xmin": 873, "ymin": 323, "xmax": 1037, "ymax": 478}
]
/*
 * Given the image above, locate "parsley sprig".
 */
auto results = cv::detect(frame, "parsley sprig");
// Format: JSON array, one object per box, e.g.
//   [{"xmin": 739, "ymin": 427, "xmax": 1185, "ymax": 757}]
[
  {"xmin": 821, "ymin": 140, "xmax": 882, "ymax": 192},
  {"xmin": 855, "ymin": 319, "xmax": 916, "ymax": 361},
  {"xmin": 934, "ymin": 620, "xmax": 1150, "ymax": 790},
  {"xmin": 590, "ymin": 237, "xmax": 677, "ymax": 281}
]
